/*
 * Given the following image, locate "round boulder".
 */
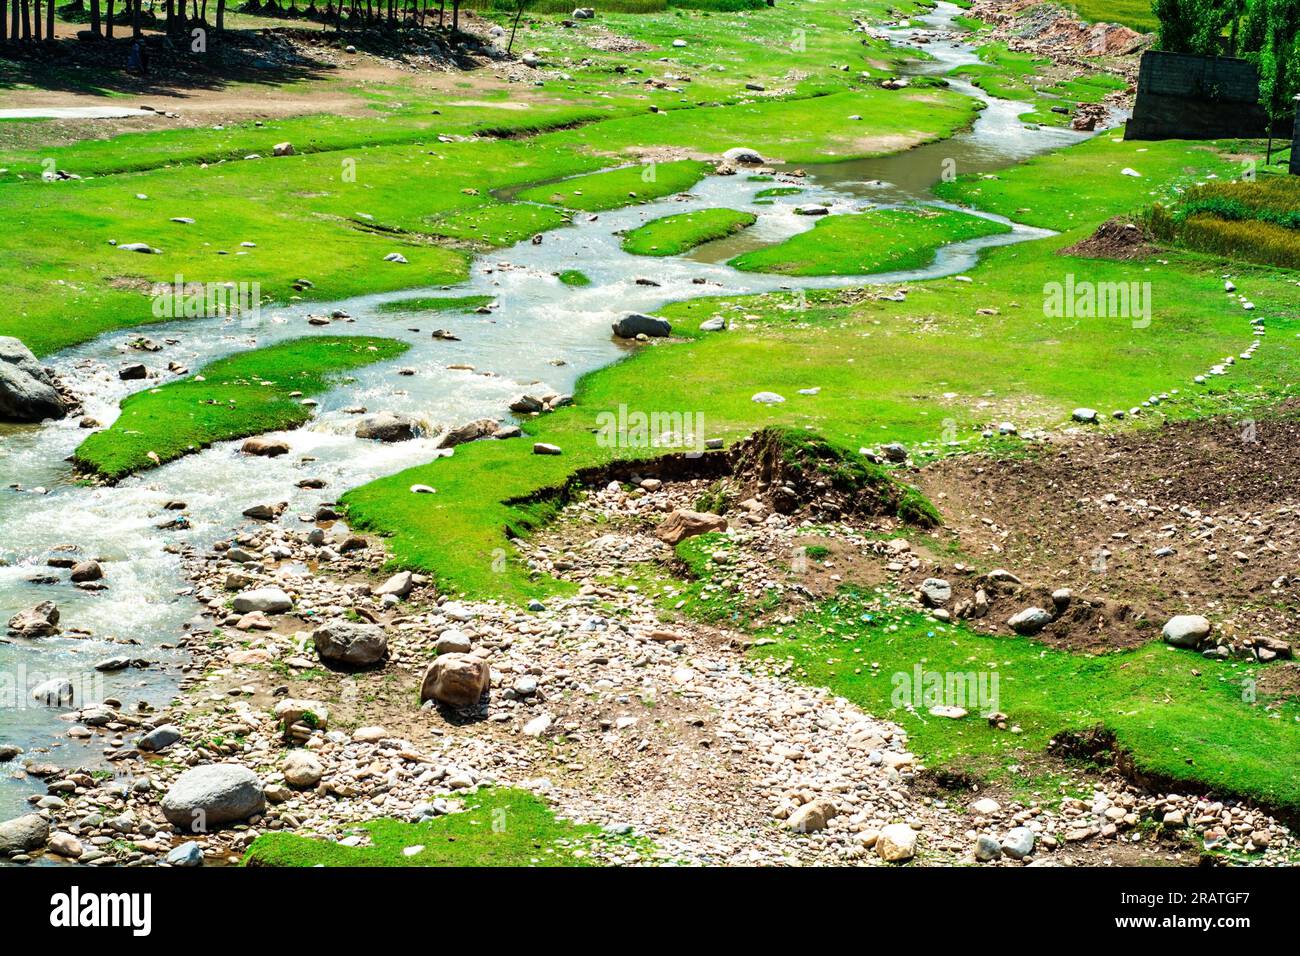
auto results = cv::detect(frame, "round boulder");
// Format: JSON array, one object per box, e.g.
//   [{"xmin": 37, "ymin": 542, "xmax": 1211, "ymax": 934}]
[
  {"xmin": 161, "ymin": 764, "xmax": 265, "ymax": 832},
  {"xmin": 420, "ymin": 653, "xmax": 490, "ymax": 708},
  {"xmin": 313, "ymin": 620, "xmax": 388, "ymax": 669}
]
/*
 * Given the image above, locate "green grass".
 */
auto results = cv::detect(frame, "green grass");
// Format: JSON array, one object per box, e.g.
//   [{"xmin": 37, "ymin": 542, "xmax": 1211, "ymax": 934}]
[
  {"xmin": 752, "ymin": 587, "xmax": 1300, "ymax": 813},
  {"xmin": 426, "ymin": 202, "xmax": 571, "ymax": 248},
  {"xmin": 621, "ymin": 207, "xmax": 756, "ymax": 256},
  {"xmin": 244, "ymin": 787, "xmax": 619, "ymax": 867},
  {"xmin": 343, "ymin": 134, "xmax": 1299, "ymax": 602},
  {"xmin": 728, "ymin": 207, "xmax": 1010, "ymax": 276},
  {"xmin": 558, "ymin": 270, "xmax": 592, "ymax": 286},
  {"xmin": 515, "ymin": 160, "xmax": 713, "ymax": 212},
  {"xmin": 74, "ymin": 336, "xmax": 409, "ymax": 480},
  {"xmin": 1067, "ymin": 0, "xmax": 1158, "ymax": 33},
  {"xmin": 754, "ymin": 186, "xmax": 804, "ymax": 199},
  {"xmin": 375, "ymin": 295, "xmax": 495, "ymax": 314}
]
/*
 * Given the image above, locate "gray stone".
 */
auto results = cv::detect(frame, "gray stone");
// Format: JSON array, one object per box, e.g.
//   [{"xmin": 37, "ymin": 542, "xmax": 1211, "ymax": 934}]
[
  {"xmin": 313, "ymin": 620, "xmax": 388, "ymax": 668},
  {"xmin": 1071, "ymin": 407, "xmax": 1099, "ymax": 423},
  {"xmin": 138, "ymin": 725, "xmax": 182, "ymax": 752},
  {"xmin": 161, "ymin": 764, "xmax": 265, "ymax": 831},
  {"xmin": 1002, "ymin": 826, "xmax": 1037, "ymax": 860},
  {"xmin": 920, "ymin": 578, "xmax": 951, "ymax": 607},
  {"xmin": 0, "ymin": 813, "xmax": 49, "ymax": 855},
  {"xmin": 372, "ymin": 570, "xmax": 414, "ymax": 599},
  {"xmin": 723, "ymin": 147, "xmax": 763, "ymax": 165},
  {"xmin": 1007, "ymin": 607, "xmax": 1052, "ymax": 635},
  {"xmin": 438, "ymin": 418, "xmax": 499, "ymax": 449},
  {"xmin": 165, "ymin": 841, "xmax": 204, "ymax": 867},
  {"xmin": 282, "ymin": 750, "xmax": 324, "ymax": 788},
  {"xmin": 355, "ymin": 412, "xmax": 418, "ymax": 442},
  {"xmin": 1162, "ymin": 614, "xmax": 1211, "ymax": 649},
  {"xmin": 419, "ymin": 653, "xmax": 490, "ymax": 708},
  {"xmin": 30, "ymin": 678, "xmax": 74, "ymax": 707},
  {"xmin": 231, "ymin": 587, "xmax": 293, "ymax": 614},
  {"xmin": 975, "ymin": 834, "xmax": 1002, "ymax": 861},
  {"xmin": 0, "ymin": 337, "xmax": 66, "ymax": 423},
  {"xmin": 7, "ymin": 601, "xmax": 60, "ymax": 637},
  {"xmin": 612, "ymin": 313, "xmax": 671, "ymax": 338}
]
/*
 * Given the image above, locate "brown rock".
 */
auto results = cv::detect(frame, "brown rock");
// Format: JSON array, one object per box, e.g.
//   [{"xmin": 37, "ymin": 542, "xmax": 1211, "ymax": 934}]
[
  {"xmin": 654, "ymin": 509, "xmax": 727, "ymax": 546},
  {"xmin": 419, "ymin": 653, "xmax": 490, "ymax": 708}
]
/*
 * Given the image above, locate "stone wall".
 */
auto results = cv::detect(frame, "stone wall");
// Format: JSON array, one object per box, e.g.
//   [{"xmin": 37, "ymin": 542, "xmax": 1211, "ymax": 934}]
[{"xmin": 1127, "ymin": 50, "xmax": 1270, "ymax": 140}]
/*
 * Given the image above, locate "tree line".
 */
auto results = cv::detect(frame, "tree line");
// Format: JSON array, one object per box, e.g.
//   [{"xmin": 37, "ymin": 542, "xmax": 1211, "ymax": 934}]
[{"xmin": 1153, "ymin": 0, "xmax": 1300, "ymax": 121}]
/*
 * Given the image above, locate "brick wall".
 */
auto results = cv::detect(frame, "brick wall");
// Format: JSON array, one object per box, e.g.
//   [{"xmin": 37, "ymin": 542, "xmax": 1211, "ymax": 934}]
[{"xmin": 1127, "ymin": 50, "xmax": 1270, "ymax": 140}]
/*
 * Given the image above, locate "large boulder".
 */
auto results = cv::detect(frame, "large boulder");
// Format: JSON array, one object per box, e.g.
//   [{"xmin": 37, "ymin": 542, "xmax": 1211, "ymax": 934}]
[
  {"xmin": 1162, "ymin": 614, "xmax": 1211, "ymax": 649},
  {"xmin": 0, "ymin": 336, "xmax": 66, "ymax": 423},
  {"xmin": 612, "ymin": 313, "xmax": 671, "ymax": 339},
  {"xmin": 723, "ymin": 146, "xmax": 763, "ymax": 165},
  {"xmin": 7, "ymin": 601, "xmax": 60, "ymax": 637},
  {"xmin": 437, "ymin": 418, "xmax": 499, "ymax": 449},
  {"xmin": 355, "ymin": 412, "xmax": 417, "ymax": 442},
  {"xmin": 161, "ymin": 764, "xmax": 265, "ymax": 831},
  {"xmin": 654, "ymin": 509, "xmax": 727, "ymax": 546},
  {"xmin": 419, "ymin": 653, "xmax": 490, "ymax": 708},
  {"xmin": 0, "ymin": 813, "xmax": 49, "ymax": 855},
  {"xmin": 876, "ymin": 823, "xmax": 918, "ymax": 863},
  {"xmin": 313, "ymin": 620, "xmax": 388, "ymax": 669},
  {"xmin": 231, "ymin": 587, "xmax": 293, "ymax": 614},
  {"xmin": 1007, "ymin": 607, "xmax": 1052, "ymax": 636},
  {"xmin": 241, "ymin": 436, "xmax": 290, "ymax": 457}
]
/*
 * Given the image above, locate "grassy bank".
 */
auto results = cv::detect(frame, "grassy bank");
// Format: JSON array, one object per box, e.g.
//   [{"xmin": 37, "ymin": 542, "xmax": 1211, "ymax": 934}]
[
  {"xmin": 621, "ymin": 207, "xmax": 757, "ymax": 256},
  {"xmin": 74, "ymin": 336, "xmax": 409, "ymax": 480},
  {"xmin": 728, "ymin": 207, "xmax": 1011, "ymax": 276},
  {"xmin": 342, "ymin": 134, "xmax": 1299, "ymax": 601},
  {"xmin": 244, "ymin": 787, "xmax": 620, "ymax": 867}
]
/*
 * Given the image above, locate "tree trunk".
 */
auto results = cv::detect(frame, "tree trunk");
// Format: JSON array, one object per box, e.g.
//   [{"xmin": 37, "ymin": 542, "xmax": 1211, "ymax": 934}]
[
  {"xmin": 451, "ymin": 0, "xmax": 458, "ymax": 32},
  {"xmin": 20, "ymin": 0, "xmax": 30, "ymax": 40},
  {"xmin": 10, "ymin": 0, "xmax": 19, "ymax": 41},
  {"xmin": 90, "ymin": 0, "xmax": 100, "ymax": 35},
  {"xmin": 104, "ymin": 0, "xmax": 112, "ymax": 39},
  {"xmin": 32, "ymin": 0, "xmax": 39, "ymax": 41},
  {"xmin": 132, "ymin": 0, "xmax": 141, "ymax": 36},
  {"xmin": 216, "ymin": 0, "xmax": 223, "ymax": 32},
  {"xmin": 0, "ymin": 0, "xmax": 7, "ymax": 42},
  {"xmin": 44, "ymin": 0, "xmax": 51, "ymax": 39}
]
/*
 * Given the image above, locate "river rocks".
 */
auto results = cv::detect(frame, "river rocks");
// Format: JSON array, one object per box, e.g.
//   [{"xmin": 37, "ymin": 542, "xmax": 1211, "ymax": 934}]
[
  {"xmin": 794, "ymin": 204, "xmax": 830, "ymax": 216},
  {"xmin": 510, "ymin": 394, "xmax": 544, "ymax": 413},
  {"xmin": 974, "ymin": 834, "xmax": 1002, "ymax": 861},
  {"xmin": 161, "ymin": 764, "xmax": 266, "ymax": 831},
  {"xmin": 282, "ymin": 750, "xmax": 324, "ymax": 788},
  {"xmin": 1071, "ymin": 407, "xmax": 1099, "ymax": 424},
  {"xmin": 0, "ymin": 746, "xmax": 20, "ymax": 762},
  {"xmin": 654, "ymin": 509, "xmax": 727, "ymax": 545},
  {"xmin": 533, "ymin": 442, "xmax": 562, "ymax": 455},
  {"xmin": 573, "ymin": 7, "xmax": 594, "ymax": 18},
  {"xmin": 420, "ymin": 653, "xmax": 490, "ymax": 708},
  {"xmin": 47, "ymin": 831, "xmax": 84, "ymax": 859},
  {"xmin": 166, "ymin": 841, "xmax": 204, "ymax": 867},
  {"xmin": 786, "ymin": 799, "xmax": 838, "ymax": 833},
  {"xmin": 374, "ymin": 570, "xmax": 415, "ymax": 599},
  {"xmin": 612, "ymin": 313, "xmax": 671, "ymax": 338},
  {"xmin": 876, "ymin": 823, "xmax": 917, "ymax": 862},
  {"xmin": 0, "ymin": 813, "xmax": 50, "ymax": 855},
  {"xmin": 1007, "ymin": 606, "xmax": 1052, "ymax": 635},
  {"xmin": 971, "ymin": 797, "xmax": 1001, "ymax": 815},
  {"xmin": 242, "ymin": 436, "xmax": 290, "ymax": 457},
  {"xmin": 881, "ymin": 442, "xmax": 908, "ymax": 462},
  {"xmin": 723, "ymin": 146, "xmax": 763, "ymax": 165},
  {"xmin": 435, "ymin": 629, "xmax": 473, "ymax": 654},
  {"xmin": 438, "ymin": 418, "xmax": 500, "ymax": 449},
  {"xmin": 70, "ymin": 560, "xmax": 103, "ymax": 583},
  {"xmin": 1162, "ymin": 614, "xmax": 1211, "ymax": 648},
  {"xmin": 232, "ymin": 587, "xmax": 293, "ymax": 614},
  {"xmin": 273, "ymin": 141, "xmax": 295, "ymax": 156},
  {"xmin": 313, "ymin": 620, "xmax": 388, "ymax": 668},
  {"xmin": 273, "ymin": 698, "xmax": 330, "ymax": 735},
  {"xmin": 1002, "ymin": 826, "xmax": 1037, "ymax": 860},
  {"xmin": 355, "ymin": 412, "xmax": 418, "ymax": 442},
  {"xmin": 920, "ymin": 578, "xmax": 951, "ymax": 606},
  {"xmin": 138, "ymin": 725, "xmax": 183, "ymax": 752},
  {"xmin": 119, "ymin": 363, "xmax": 148, "ymax": 380},
  {"xmin": 31, "ymin": 678, "xmax": 74, "ymax": 706},
  {"xmin": 8, "ymin": 600, "xmax": 60, "ymax": 637},
  {"xmin": 0, "ymin": 336, "xmax": 66, "ymax": 423}
]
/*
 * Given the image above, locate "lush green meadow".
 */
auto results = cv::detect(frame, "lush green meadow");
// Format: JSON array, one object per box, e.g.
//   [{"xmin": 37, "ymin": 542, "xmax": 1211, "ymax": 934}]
[
  {"xmin": 621, "ymin": 207, "xmax": 757, "ymax": 256},
  {"xmin": 74, "ymin": 336, "xmax": 409, "ymax": 480}
]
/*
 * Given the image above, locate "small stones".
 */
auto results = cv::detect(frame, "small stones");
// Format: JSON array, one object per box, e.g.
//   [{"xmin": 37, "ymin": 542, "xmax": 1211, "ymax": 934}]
[
  {"xmin": 533, "ymin": 442, "xmax": 563, "ymax": 455},
  {"xmin": 165, "ymin": 841, "xmax": 204, "ymax": 867}
]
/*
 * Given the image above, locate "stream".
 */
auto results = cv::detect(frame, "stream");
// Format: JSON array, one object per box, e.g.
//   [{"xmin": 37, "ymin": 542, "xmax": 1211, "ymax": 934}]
[{"xmin": 0, "ymin": 2, "xmax": 1108, "ymax": 819}]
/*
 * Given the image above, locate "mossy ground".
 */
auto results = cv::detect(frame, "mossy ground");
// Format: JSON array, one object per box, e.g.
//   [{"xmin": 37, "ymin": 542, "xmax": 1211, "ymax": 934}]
[
  {"xmin": 728, "ymin": 207, "xmax": 1011, "ymax": 276},
  {"xmin": 74, "ymin": 336, "xmax": 409, "ymax": 480},
  {"xmin": 621, "ymin": 207, "xmax": 757, "ymax": 256},
  {"xmin": 244, "ymin": 787, "xmax": 636, "ymax": 867}
]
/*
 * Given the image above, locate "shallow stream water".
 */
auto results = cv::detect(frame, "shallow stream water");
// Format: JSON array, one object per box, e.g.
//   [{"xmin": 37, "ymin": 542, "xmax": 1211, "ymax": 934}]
[{"xmin": 0, "ymin": 2, "xmax": 1105, "ymax": 818}]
